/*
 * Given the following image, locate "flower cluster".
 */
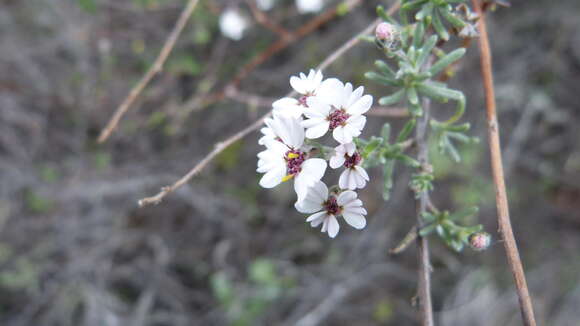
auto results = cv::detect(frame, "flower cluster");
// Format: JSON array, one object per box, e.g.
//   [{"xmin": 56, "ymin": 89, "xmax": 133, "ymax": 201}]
[{"xmin": 257, "ymin": 70, "xmax": 373, "ymax": 238}]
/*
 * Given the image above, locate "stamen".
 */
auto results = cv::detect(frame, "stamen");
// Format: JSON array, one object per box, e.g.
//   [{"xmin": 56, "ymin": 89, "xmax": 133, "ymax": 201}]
[
  {"xmin": 282, "ymin": 174, "xmax": 294, "ymax": 182},
  {"xmin": 343, "ymin": 152, "xmax": 362, "ymax": 169},
  {"xmin": 327, "ymin": 109, "xmax": 350, "ymax": 130},
  {"xmin": 324, "ymin": 196, "xmax": 342, "ymax": 215},
  {"xmin": 285, "ymin": 150, "xmax": 306, "ymax": 176}
]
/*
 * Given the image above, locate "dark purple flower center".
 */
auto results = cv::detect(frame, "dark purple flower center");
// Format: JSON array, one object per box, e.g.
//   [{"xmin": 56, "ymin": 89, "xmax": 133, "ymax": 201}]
[
  {"xmin": 298, "ymin": 95, "xmax": 309, "ymax": 107},
  {"xmin": 327, "ymin": 109, "xmax": 350, "ymax": 130},
  {"xmin": 324, "ymin": 196, "xmax": 342, "ymax": 216},
  {"xmin": 343, "ymin": 152, "xmax": 362, "ymax": 169},
  {"xmin": 285, "ymin": 150, "xmax": 306, "ymax": 176}
]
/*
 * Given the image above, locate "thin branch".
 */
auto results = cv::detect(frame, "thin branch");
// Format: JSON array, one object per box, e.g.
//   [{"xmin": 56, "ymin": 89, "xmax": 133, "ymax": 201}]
[
  {"xmin": 98, "ymin": 0, "xmax": 201, "ymax": 143},
  {"xmin": 245, "ymin": 0, "xmax": 292, "ymax": 39},
  {"xmin": 138, "ymin": 1, "xmax": 402, "ymax": 207},
  {"xmin": 414, "ymin": 67, "xmax": 434, "ymax": 326},
  {"xmin": 471, "ymin": 1, "xmax": 537, "ymax": 325}
]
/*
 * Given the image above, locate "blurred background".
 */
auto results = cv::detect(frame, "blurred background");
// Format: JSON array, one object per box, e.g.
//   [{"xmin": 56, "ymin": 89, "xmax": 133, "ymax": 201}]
[{"xmin": 1, "ymin": 0, "xmax": 579, "ymax": 325}]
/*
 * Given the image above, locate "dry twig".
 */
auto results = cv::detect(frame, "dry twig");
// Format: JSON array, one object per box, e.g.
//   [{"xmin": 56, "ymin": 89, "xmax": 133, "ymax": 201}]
[
  {"xmin": 471, "ymin": 1, "xmax": 537, "ymax": 325},
  {"xmin": 98, "ymin": 0, "xmax": 201, "ymax": 143},
  {"xmin": 138, "ymin": 1, "xmax": 401, "ymax": 207}
]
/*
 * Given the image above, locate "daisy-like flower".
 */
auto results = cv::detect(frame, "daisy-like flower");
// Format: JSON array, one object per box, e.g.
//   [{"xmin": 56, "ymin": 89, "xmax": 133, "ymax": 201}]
[
  {"xmin": 330, "ymin": 143, "xmax": 369, "ymax": 190},
  {"xmin": 272, "ymin": 69, "xmax": 327, "ymax": 118},
  {"xmin": 296, "ymin": 0, "xmax": 324, "ymax": 13},
  {"xmin": 257, "ymin": 115, "xmax": 327, "ymax": 200},
  {"xmin": 295, "ymin": 181, "xmax": 367, "ymax": 238},
  {"xmin": 302, "ymin": 82, "xmax": 373, "ymax": 144},
  {"xmin": 219, "ymin": 8, "xmax": 249, "ymax": 41}
]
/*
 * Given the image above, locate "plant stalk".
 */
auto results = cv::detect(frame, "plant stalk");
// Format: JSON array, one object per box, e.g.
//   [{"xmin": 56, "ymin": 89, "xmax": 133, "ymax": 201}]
[{"xmin": 471, "ymin": 1, "xmax": 537, "ymax": 325}]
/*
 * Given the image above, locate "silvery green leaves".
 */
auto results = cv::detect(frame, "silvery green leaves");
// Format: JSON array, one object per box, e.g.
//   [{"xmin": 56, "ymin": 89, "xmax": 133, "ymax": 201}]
[
  {"xmin": 400, "ymin": 0, "xmax": 468, "ymax": 41},
  {"xmin": 420, "ymin": 206, "xmax": 483, "ymax": 252},
  {"xmin": 366, "ymin": 28, "xmax": 466, "ymax": 119},
  {"xmin": 431, "ymin": 120, "xmax": 478, "ymax": 162},
  {"xmin": 355, "ymin": 121, "xmax": 418, "ymax": 200}
]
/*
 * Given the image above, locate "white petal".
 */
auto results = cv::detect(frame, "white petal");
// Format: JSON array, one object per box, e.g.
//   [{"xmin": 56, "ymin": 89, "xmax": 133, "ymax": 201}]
[
  {"xmin": 329, "ymin": 153, "xmax": 345, "ymax": 169},
  {"xmin": 339, "ymin": 169, "xmax": 352, "ymax": 190},
  {"xmin": 344, "ymin": 142, "xmax": 356, "ymax": 156},
  {"xmin": 333, "ymin": 126, "xmax": 353, "ymax": 144},
  {"xmin": 272, "ymin": 98, "xmax": 303, "ymax": 118},
  {"xmin": 346, "ymin": 115, "xmax": 366, "ymax": 131},
  {"xmin": 315, "ymin": 78, "xmax": 344, "ymax": 106},
  {"xmin": 344, "ymin": 206, "xmax": 367, "ymax": 215},
  {"xmin": 347, "ymin": 94, "xmax": 373, "ymax": 116},
  {"xmin": 295, "ymin": 181, "xmax": 328, "ymax": 213},
  {"xmin": 353, "ymin": 170, "xmax": 367, "ymax": 189},
  {"xmin": 346, "ymin": 86, "xmax": 364, "ymax": 108},
  {"xmin": 342, "ymin": 212, "xmax": 366, "ymax": 229},
  {"xmin": 337, "ymin": 190, "xmax": 358, "ymax": 206},
  {"xmin": 304, "ymin": 121, "xmax": 329, "ymax": 139},
  {"xmin": 327, "ymin": 215, "xmax": 340, "ymax": 238},
  {"xmin": 355, "ymin": 166, "xmax": 369, "ymax": 181},
  {"xmin": 259, "ymin": 166, "xmax": 286, "ymax": 188},
  {"xmin": 301, "ymin": 158, "xmax": 327, "ymax": 181},
  {"xmin": 305, "ymin": 97, "xmax": 331, "ymax": 117},
  {"xmin": 290, "ymin": 76, "xmax": 307, "ymax": 94},
  {"xmin": 306, "ymin": 211, "xmax": 326, "ymax": 224}
]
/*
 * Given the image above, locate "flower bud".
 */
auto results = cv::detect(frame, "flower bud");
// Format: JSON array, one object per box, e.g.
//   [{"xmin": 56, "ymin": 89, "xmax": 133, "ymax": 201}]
[
  {"xmin": 375, "ymin": 22, "xmax": 400, "ymax": 51},
  {"xmin": 468, "ymin": 231, "xmax": 491, "ymax": 251},
  {"xmin": 375, "ymin": 22, "xmax": 397, "ymax": 42}
]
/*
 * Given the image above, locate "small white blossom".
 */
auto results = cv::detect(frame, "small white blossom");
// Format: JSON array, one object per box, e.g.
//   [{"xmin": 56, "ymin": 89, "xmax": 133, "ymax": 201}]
[
  {"xmin": 296, "ymin": 0, "xmax": 324, "ymax": 13},
  {"xmin": 295, "ymin": 181, "xmax": 367, "ymax": 238},
  {"xmin": 273, "ymin": 69, "xmax": 325, "ymax": 118},
  {"xmin": 257, "ymin": 0, "xmax": 275, "ymax": 11},
  {"xmin": 219, "ymin": 8, "xmax": 249, "ymax": 41},
  {"xmin": 257, "ymin": 115, "xmax": 327, "ymax": 200},
  {"xmin": 302, "ymin": 81, "xmax": 373, "ymax": 144},
  {"xmin": 330, "ymin": 143, "xmax": 369, "ymax": 190}
]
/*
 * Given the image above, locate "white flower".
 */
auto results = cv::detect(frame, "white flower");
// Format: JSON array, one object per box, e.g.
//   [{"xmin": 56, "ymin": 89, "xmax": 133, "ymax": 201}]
[
  {"xmin": 219, "ymin": 8, "xmax": 249, "ymax": 41},
  {"xmin": 330, "ymin": 143, "xmax": 369, "ymax": 190},
  {"xmin": 257, "ymin": 0, "xmax": 275, "ymax": 11},
  {"xmin": 296, "ymin": 0, "xmax": 324, "ymax": 13},
  {"xmin": 302, "ymin": 82, "xmax": 373, "ymax": 144},
  {"xmin": 272, "ymin": 69, "xmax": 325, "ymax": 118},
  {"xmin": 257, "ymin": 115, "xmax": 327, "ymax": 200},
  {"xmin": 295, "ymin": 181, "xmax": 367, "ymax": 238}
]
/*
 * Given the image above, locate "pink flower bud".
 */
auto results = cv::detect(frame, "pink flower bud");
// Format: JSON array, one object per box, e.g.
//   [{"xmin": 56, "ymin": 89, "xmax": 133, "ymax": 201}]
[
  {"xmin": 375, "ymin": 22, "xmax": 397, "ymax": 42},
  {"xmin": 468, "ymin": 232, "xmax": 491, "ymax": 251}
]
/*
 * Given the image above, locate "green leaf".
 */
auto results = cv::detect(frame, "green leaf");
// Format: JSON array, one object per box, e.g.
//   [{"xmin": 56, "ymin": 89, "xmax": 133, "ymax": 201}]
[
  {"xmin": 439, "ymin": 7, "xmax": 467, "ymax": 28},
  {"xmin": 415, "ymin": 2, "xmax": 434, "ymax": 21},
  {"xmin": 417, "ymin": 35, "xmax": 438, "ymax": 67},
  {"xmin": 379, "ymin": 89, "xmax": 405, "ymax": 105},
  {"xmin": 381, "ymin": 123, "xmax": 391, "ymax": 141},
  {"xmin": 365, "ymin": 72, "xmax": 399, "ymax": 87},
  {"xmin": 432, "ymin": 10, "xmax": 449, "ymax": 41},
  {"xmin": 419, "ymin": 224, "xmax": 437, "ymax": 236},
  {"xmin": 377, "ymin": 5, "xmax": 397, "ymax": 24},
  {"xmin": 375, "ymin": 60, "xmax": 395, "ymax": 78},
  {"xmin": 407, "ymin": 86, "xmax": 419, "ymax": 106},
  {"xmin": 363, "ymin": 137, "xmax": 384, "ymax": 157},
  {"xmin": 449, "ymin": 206, "xmax": 479, "ymax": 221},
  {"xmin": 382, "ymin": 160, "xmax": 396, "ymax": 200},
  {"xmin": 78, "ymin": 0, "xmax": 97, "ymax": 13},
  {"xmin": 397, "ymin": 118, "xmax": 416, "ymax": 142},
  {"xmin": 429, "ymin": 48, "xmax": 466, "ymax": 76},
  {"xmin": 395, "ymin": 154, "xmax": 420, "ymax": 168},
  {"xmin": 413, "ymin": 22, "xmax": 425, "ymax": 48},
  {"xmin": 401, "ymin": 0, "xmax": 428, "ymax": 11}
]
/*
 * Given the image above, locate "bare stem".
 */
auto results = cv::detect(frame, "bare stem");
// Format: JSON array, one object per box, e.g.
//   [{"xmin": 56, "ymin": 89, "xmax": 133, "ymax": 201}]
[
  {"xmin": 138, "ymin": 1, "xmax": 401, "ymax": 207},
  {"xmin": 414, "ymin": 83, "xmax": 434, "ymax": 326},
  {"xmin": 471, "ymin": 1, "xmax": 537, "ymax": 325}
]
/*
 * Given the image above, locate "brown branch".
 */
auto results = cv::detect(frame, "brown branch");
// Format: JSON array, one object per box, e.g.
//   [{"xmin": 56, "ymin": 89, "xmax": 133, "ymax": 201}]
[
  {"xmin": 471, "ymin": 1, "xmax": 537, "ymax": 325},
  {"xmin": 414, "ymin": 63, "xmax": 434, "ymax": 326},
  {"xmin": 138, "ymin": 1, "xmax": 402, "ymax": 207},
  {"xmin": 245, "ymin": 0, "xmax": 292, "ymax": 39},
  {"xmin": 98, "ymin": 0, "xmax": 201, "ymax": 143}
]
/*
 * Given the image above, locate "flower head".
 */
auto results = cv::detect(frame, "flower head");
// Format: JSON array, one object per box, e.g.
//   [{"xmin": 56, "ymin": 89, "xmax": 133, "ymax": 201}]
[
  {"xmin": 295, "ymin": 181, "xmax": 367, "ymax": 238},
  {"xmin": 257, "ymin": 115, "xmax": 326, "ymax": 200},
  {"xmin": 330, "ymin": 143, "xmax": 369, "ymax": 190},
  {"xmin": 302, "ymin": 81, "xmax": 373, "ymax": 144},
  {"xmin": 468, "ymin": 232, "xmax": 491, "ymax": 251},
  {"xmin": 219, "ymin": 8, "xmax": 249, "ymax": 41},
  {"xmin": 296, "ymin": 0, "xmax": 324, "ymax": 14},
  {"xmin": 272, "ymin": 70, "xmax": 325, "ymax": 118}
]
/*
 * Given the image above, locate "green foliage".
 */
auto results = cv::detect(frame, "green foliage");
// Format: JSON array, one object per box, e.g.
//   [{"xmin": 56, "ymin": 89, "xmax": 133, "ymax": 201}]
[
  {"xmin": 400, "ymin": 0, "xmax": 468, "ymax": 40},
  {"xmin": 211, "ymin": 258, "xmax": 291, "ymax": 326},
  {"xmin": 25, "ymin": 191, "xmax": 54, "ymax": 214},
  {"xmin": 373, "ymin": 298, "xmax": 394, "ymax": 322},
  {"xmin": 216, "ymin": 141, "xmax": 245, "ymax": 171},
  {"xmin": 420, "ymin": 207, "xmax": 482, "ymax": 251},
  {"xmin": 77, "ymin": 0, "xmax": 97, "ymax": 13}
]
